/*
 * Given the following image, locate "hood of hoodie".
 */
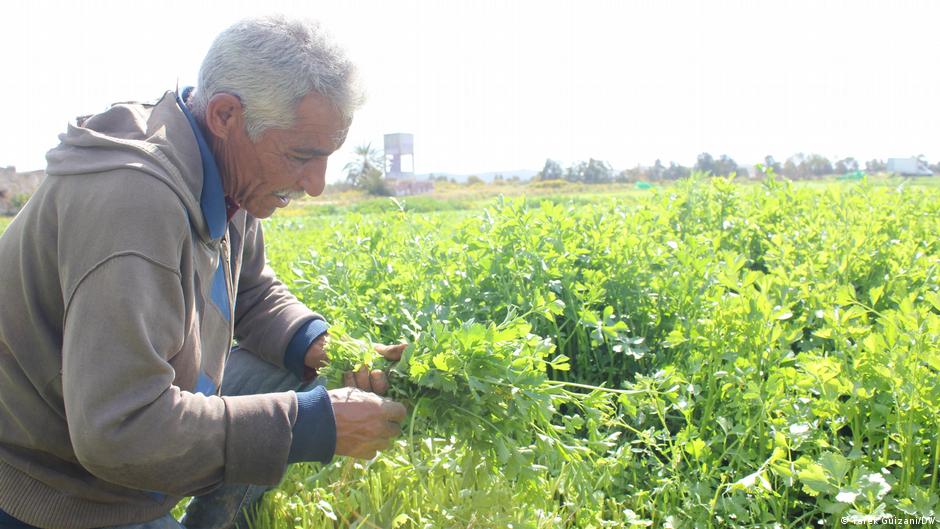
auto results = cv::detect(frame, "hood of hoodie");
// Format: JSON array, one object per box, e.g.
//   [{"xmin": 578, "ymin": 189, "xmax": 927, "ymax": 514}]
[{"xmin": 44, "ymin": 91, "xmax": 216, "ymax": 243}]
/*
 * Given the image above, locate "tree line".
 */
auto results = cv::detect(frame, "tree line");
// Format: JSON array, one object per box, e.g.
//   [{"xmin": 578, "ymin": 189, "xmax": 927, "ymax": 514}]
[{"xmin": 534, "ymin": 153, "xmax": 940, "ymax": 183}]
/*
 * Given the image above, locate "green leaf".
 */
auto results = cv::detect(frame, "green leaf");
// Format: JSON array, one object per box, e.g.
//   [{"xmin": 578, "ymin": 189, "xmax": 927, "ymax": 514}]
[
  {"xmin": 798, "ymin": 461, "xmax": 837, "ymax": 496},
  {"xmin": 819, "ymin": 452, "xmax": 851, "ymax": 484},
  {"xmin": 731, "ymin": 470, "xmax": 772, "ymax": 493},
  {"xmin": 432, "ymin": 353, "xmax": 453, "ymax": 372},
  {"xmin": 549, "ymin": 354, "xmax": 571, "ymax": 371},
  {"xmin": 926, "ymin": 291, "xmax": 940, "ymax": 312},
  {"xmin": 869, "ymin": 284, "xmax": 885, "ymax": 306},
  {"xmin": 392, "ymin": 514, "xmax": 414, "ymax": 528},
  {"xmin": 548, "ymin": 298, "xmax": 566, "ymax": 315},
  {"xmin": 861, "ymin": 333, "xmax": 883, "ymax": 353},
  {"xmin": 835, "ymin": 285, "xmax": 856, "ymax": 305},
  {"xmin": 685, "ymin": 438, "xmax": 708, "ymax": 460}
]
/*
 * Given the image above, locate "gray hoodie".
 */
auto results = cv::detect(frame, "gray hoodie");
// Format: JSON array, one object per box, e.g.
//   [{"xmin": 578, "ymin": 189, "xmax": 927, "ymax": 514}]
[{"xmin": 0, "ymin": 91, "xmax": 324, "ymax": 528}]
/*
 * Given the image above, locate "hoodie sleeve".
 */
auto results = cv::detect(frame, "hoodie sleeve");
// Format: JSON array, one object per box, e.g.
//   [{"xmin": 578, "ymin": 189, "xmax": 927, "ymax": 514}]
[
  {"xmin": 62, "ymin": 257, "xmax": 296, "ymax": 496},
  {"xmin": 233, "ymin": 216, "xmax": 326, "ymax": 369}
]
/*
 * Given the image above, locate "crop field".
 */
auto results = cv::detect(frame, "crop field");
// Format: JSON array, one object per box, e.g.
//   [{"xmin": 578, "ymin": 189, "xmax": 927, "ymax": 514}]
[
  {"xmin": 2, "ymin": 176, "xmax": 938, "ymax": 528},
  {"xmin": 238, "ymin": 176, "xmax": 940, "ymax": 528}
]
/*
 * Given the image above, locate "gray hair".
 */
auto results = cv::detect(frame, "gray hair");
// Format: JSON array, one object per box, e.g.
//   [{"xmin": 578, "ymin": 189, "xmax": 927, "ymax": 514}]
[{"xmin": 189, "ymin": 15, "xmax": 364, "ymax": 141}]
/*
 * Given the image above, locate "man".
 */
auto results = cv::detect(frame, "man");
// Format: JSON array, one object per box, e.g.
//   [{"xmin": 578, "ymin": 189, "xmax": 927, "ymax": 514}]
[{"xmin": 0, "ymin": 15, "xmax": 406, "ymax": 529}]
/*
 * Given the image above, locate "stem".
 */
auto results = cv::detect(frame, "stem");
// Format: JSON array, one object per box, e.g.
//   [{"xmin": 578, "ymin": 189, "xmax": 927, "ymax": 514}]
[
  {"xmin": 453, "ymin": 404, "xmax": 504, "ymax": 436},
  {"xmin": 930, "ymin": 429, "xmax": 939, "ymax": 494},
  {"xmin": 548, "ymin": 380, "xmax": 647, "ymax": 395},
  {"xmin": 707, "ymin": 474, "xmax": 726, "ymax": 519}
]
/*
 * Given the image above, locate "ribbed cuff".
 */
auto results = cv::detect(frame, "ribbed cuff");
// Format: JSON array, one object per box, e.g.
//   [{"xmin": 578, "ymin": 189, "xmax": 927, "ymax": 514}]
[
  {"xmin": 0, "ymin": 460, "xmax": 177, "ymax": 529},
  {"xmin": 0, "ymin": 509, "xmax": 35, "ymax": 528},
  {"xmin": 287, "ymin": 386, "xmax": 336, "ymax": 464},
  {"xmin": 284, "ymin": 319, "xmax": 329, "ymax": 381}
]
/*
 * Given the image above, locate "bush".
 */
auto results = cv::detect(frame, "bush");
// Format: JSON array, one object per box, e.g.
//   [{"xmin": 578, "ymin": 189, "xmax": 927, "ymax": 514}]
[
  {"xmin": 528, "ymin": 178, "xmax": 570, "ymax": 190},
  {"xmin": 11, "ymin": 193, "xmax": 29, "ymax": 210}
]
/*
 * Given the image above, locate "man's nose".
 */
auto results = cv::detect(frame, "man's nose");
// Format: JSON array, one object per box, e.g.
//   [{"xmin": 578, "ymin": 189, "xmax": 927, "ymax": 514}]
[{"xmin": 300, "ymin": 161, "xmax": 327, "ymax": 197}]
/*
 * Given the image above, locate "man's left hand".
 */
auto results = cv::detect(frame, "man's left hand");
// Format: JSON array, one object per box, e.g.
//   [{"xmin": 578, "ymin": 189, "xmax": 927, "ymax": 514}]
[
  {"xmin": 303, "ymin": 333, "xmax": 329, "ymax": 371},
  {"xmin": 304, "ymin": 337, "xmax": 407, "ymax": 395},
  {"xmin": 343, "ymin": 343, "xmax": 407, "ymax": 396}
]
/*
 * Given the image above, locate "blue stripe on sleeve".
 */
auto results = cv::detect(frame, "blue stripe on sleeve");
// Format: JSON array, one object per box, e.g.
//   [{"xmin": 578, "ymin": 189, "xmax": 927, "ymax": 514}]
[
  {"xmin": 145, "ymin": 491, "xmax": 166, "ymax": 503},
  {"xmin": 195, "ymin": 371, "xmax": 217, "ymax": 396},
  {"xmin": 209, "ymin": 260, "xmax": 230, "ymax": 321}
]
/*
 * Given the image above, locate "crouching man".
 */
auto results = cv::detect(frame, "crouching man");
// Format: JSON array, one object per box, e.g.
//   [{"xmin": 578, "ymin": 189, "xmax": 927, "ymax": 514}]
[{"xmin": 0, "ymin": 15, "xmax": 404, "ymax": 529}]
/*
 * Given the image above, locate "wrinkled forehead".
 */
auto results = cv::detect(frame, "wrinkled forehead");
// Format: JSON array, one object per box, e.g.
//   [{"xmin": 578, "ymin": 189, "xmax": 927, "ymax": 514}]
[{"xmin": 288, "ymin": 91, "xmax": 350, "ymax": 151}]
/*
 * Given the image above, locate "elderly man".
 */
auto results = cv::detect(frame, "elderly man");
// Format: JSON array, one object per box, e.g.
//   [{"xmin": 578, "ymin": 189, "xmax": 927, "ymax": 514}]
[{"xmin": 0, "ymin": 15, "xmax": 405, "ymax": 529}]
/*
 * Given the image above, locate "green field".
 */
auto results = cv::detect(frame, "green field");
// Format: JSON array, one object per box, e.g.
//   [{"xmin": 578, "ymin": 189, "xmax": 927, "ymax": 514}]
[
  {"xmin": 242, "ymin": 177, "xmax": 940, "ymax": 528},
  {"xmin": 3, "ymin": 177, "xmax": 939, "ymax": 527}
]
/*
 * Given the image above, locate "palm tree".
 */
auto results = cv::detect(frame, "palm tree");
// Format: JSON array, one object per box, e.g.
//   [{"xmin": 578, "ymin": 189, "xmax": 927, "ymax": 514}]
[{"xmin": 344, "ymin": 143, "xmax": 384, "ymax": 187}]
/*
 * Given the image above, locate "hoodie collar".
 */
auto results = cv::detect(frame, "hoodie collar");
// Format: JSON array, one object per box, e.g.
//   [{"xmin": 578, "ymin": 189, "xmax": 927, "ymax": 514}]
[{"xmin": 177, "ymin": 87, "xmax": 227, "ymax": 241}]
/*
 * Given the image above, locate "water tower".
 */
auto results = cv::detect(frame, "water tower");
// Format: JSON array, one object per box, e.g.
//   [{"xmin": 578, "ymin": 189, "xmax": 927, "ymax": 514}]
[{"xmin": 384, "ymin": 133, "xmax": 414, "ymax": 180}]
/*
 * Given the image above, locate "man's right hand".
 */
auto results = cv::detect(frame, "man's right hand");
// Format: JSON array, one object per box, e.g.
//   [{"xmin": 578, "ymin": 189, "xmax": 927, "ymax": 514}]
[{"xmin": 328, "ymin": 387, "xmax": 407, "ymax": 459}]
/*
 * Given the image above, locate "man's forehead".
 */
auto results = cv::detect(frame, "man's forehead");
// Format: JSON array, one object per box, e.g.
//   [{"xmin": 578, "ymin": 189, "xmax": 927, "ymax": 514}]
[
  {"xmin": 286, "ymin": 93, "xmax": 349, "ymax": 151},
  {"xmin": 284, "ymin": 126, "xmax": 348, "ymax": 153}
]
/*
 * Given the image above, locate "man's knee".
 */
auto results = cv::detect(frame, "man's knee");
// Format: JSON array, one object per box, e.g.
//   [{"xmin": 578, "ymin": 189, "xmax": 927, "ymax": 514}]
[{"xmin": 221, "ymin": 348, "xmax": 321, "ymax": 397}]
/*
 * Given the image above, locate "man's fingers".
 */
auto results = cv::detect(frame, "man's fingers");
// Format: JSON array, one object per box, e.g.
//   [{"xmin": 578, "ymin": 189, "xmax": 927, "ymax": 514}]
[
  {"xmin": 342, "ymin": 371, "xmax": 356, "ymax": 388},
  {"xmin": 385, "ymin": 421, "xmax": 401, "ymax": 436},
  {"xmin": 354, "ymin": 365, "xmax": 371, "ymax": 391},
  {"xmin": 304, "ymin": 333, "xmax": 330, "ymax": 370},
  {"xmin": 369, "ymin": 369, "xmax": 389, "ymax": 395},
  {"xmin": 382, "ymin": 399, "xmax": 407, "ymax": 423},
  {"xmin": 375, "ymin": 342, "xmax": 407, "ymax": 361}
]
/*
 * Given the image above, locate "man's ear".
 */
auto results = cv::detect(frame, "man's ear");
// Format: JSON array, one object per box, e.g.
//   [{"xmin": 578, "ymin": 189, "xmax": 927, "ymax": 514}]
[{"xmin": 204, "ymin": 93, "xmax": 245, "ymax": 141}]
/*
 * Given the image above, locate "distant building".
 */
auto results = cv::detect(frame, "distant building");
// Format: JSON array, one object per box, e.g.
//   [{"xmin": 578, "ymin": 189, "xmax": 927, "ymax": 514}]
[
  {"xmin": 886, "ymin": 158, "xmax": 933, "ymax": 176},
  {"xmin": 383, "ymin": 133, "xmax": 433, "ymax": 196},
  {"xmin": 0, "ymin": 166, "xmax": 45, "ymax": 214}
]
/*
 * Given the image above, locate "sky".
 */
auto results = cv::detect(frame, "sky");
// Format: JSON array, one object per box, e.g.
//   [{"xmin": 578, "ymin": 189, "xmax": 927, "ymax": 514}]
[{"xmin": 1, "ymin": 0, "xmax": 938, "ymax": 182}]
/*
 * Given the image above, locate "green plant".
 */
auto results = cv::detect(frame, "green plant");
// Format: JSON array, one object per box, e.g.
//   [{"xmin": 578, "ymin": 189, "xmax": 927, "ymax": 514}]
[{"xmin": 241, "ymin": 177, "xmax": 940, "ymax": 527}]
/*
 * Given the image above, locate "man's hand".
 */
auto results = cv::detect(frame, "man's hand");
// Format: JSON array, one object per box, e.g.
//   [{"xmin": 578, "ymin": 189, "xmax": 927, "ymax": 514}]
[
  {"xmin": 342, "ymin": 342, "xmax": 407, "ymax": 395},
  {"xmin": 329, "ymin": 387, "xmax": 407, "ymax": 459},
  {"xmin": 304, "ymin": 333, "xmax": 329, "ymax": 371}
]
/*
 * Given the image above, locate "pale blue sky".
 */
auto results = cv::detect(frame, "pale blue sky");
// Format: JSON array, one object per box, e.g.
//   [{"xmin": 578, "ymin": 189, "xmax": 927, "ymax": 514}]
[{"xmin": 1, "ymin": 0, "xmax": 938, "ymax": 181}]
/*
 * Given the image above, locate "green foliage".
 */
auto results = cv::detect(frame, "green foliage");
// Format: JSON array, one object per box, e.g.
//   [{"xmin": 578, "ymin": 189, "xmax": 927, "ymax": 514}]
[
  {"xmin": 358, "ymin": 167, "xmax": 392, "ymax": 196},
  {"xmin": 10, "ymin": 193, "xmax": 30, "ymax": 211},
  {"xmin": 565, "ymin": 158, "xmax": 613, "ymax": 183},
  {"xmin": 528, "ymin": 178, "xmax": 571, "ymax": 190},
  {"xmin": 247, "ymin": 177, "xmax": 940, "ymax": 528},
  {"xmin": 322, "ymin": 319, "xmax": 617, "ymax": 482},
  {"xmin": 535, "ymin": 158, "xmax": 563, "ymax": 181},
  {"xmin": 344, "ymin": 143, "xmax": 392, "ymax": 196},
  {"xmin": 694, "ymin": 152, "xmax": 740, "ymax": 177}
]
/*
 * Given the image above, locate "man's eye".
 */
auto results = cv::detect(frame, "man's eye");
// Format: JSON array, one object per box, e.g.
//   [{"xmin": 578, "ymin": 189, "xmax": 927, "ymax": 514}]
[{"xmin": 289, "ymin": 154, "xmax": 312, "ymax": 163}]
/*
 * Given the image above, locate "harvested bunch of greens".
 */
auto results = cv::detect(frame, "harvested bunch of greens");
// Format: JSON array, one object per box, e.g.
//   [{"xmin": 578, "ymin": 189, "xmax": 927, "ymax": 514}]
[{"xmin": 321, "ymin": 319, "xmax": 624, "ymax": 477}]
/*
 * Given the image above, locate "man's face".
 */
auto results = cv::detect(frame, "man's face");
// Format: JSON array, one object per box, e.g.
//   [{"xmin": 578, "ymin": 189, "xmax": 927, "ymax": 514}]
[{"xmin": 222, "ymin": 91, "xmax": 348, "ymax": 219}]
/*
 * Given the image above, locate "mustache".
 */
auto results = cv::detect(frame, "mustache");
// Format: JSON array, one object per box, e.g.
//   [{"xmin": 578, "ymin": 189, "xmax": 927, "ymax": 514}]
[{"xmin": 275, "ymin": 190, "xmax": 307, "ymax": 200}]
